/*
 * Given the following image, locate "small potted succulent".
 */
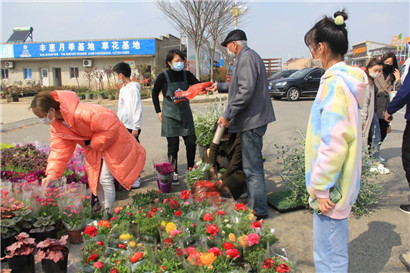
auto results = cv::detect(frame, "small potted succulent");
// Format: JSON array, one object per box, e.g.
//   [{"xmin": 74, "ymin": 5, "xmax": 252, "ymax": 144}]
[
  {"xmin": 36, "ymin": 235, "xmax": 69, "ymax": 273},
  {"xmin": 0, "ymin": 232, "xmax": 36, "ymax": 273},
  {"xmin": 29, "ymin": 215, "xmax": 57, "ymax": 243}
]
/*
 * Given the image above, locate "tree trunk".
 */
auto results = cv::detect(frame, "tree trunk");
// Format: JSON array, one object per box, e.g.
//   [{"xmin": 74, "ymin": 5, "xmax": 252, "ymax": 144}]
[{"xmin": 195, "ymin": 45, "xmax": 200, "ymax": 79}]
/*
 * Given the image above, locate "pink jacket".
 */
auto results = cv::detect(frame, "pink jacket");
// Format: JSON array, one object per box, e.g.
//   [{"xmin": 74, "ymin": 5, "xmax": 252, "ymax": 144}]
[{"xmin": 46, "ymin": 91, "xmax": 146, "ymax": 195}]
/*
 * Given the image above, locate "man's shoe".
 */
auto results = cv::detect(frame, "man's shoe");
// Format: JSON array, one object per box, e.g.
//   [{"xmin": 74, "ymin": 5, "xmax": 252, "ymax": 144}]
[
  {"xmin": 399, "ymin": 204, "xmax": 410, "ymax": 214},
  {"xmin": 172, "ymin": 173, "xmax": 179, "ymax": 186},
  {"xmin": 255, "ymin": 214, "xmax": 268, "ymax": 221},
  {"xmin": 131, "ymin": 178, "xmax": 141, "ymax": 189},
  {"xmin": 399, "ymin": 250, "xmax": 410, "ymax": 271}
]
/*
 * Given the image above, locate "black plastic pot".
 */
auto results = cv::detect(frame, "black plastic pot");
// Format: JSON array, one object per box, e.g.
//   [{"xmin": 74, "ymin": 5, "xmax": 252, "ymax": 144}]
[
  {"xmin": 1, "ymin": 236, "xmax": 16, "ymax": 259},
  {"xmin": 30, "ymin": 227, "xmax": 57, "ymax": 243},
  {"xmin": 41, "ymin": 252, "xmax": 68, "ymax": 273},
  {"xmin": 7, "ymin": 253, "xmax": 35, "ymax": 273}
]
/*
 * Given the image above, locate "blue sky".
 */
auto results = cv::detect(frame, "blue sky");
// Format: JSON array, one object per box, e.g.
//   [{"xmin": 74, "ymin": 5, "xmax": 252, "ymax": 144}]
[{"xmin": 1, "ymin": 0, "xmax": 409, "ymax": 62}]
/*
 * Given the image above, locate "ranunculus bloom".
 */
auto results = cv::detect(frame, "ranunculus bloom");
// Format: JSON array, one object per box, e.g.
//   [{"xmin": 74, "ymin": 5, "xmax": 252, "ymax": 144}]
[
  {"xmin": 119, "ymin": 233, "xmax": 132, "ymax": 241},
  {"xmin": 175, "ymin": 248, "xmax": 184, "ymax": 256},
  {"xmin": 118, "ymin": 243, "xmax": 126, "ymax": 249},
  {"xmin": 216, "ymin": 210, "xmax": 226, "ymax": 215},
  {"xmin": 110, "ymin": 268, "xmax": 119, "ymax": 273},
  {"xmin": 229, "ymin": 233, "xmax": 236, "ymax": 242},
  {"xmin": 225, "ymin": 248, "xmax": 240, "ymax": 259},
  {"xmin": 113, "ymin": 206, "xmax": 121, "ymax": 214},
  {"xmin": 170, "ymin": 229, "xmax": 182, "ymax": 238},
  {"xmin": 97, "ymin": 240, "xmax": 104, "ymax": 246},
  {"xmin": 187, "ymin": 250, "xmax": 203, "ymax": 266},
  {"xmin": 166, "ymin": 222, "xmax": 177, "ymax": 233},
  {"xmin": 98, "ymin": 220, "xmax": 111, "ymax": 229},
  {"xmin": 200, "ymin": 252, "xmax": 217, "ymax": 266},
  {"xmin": 263, "ymin": 258, "xmax": 274, "ymax": 269},
  {"xmin": 238, "ymin": 235, "xmax": 248, "ymax": 247},
  {"xmin": 163, "ymin": 238, "xmax": 173, "ymax": 247},
  {"xmin": 93, "ymin": 261, "xmax": 104, "ymax": 269},
  {"xmin": 86, "ymin": 253, "xmax": 99, "ymax": 263},
  {"xmin": 247, "ymin": 233, "xmax": 260, "ymax": 246},
  {"xmin": 84, "ymin": 226, "xmax": 98, "ymax": 238},
  {"xmin": 235, "ymin": 203, "xmax": 247, "ymax": 212},
  {"xmin": 129, "ymin": 241, "xmax": 136, "ymax": 247},
  {"xmin": 169, "ymin": 199, "xmax": 179, "ymax": 209},
  {"xmin": 208, "ymin": 247, "xmax": 222, "ymax": 256},
  {"xmin": 203, "ymin": 212, "xmax": 214, "ymax": 222},
  {"xmin": 174, "ymin": 210, "xmax": 182, "ymax": 217},
  {"xmin": 130, "ymin": 252, "xmax": 143, "ymax": 263},
  {"xmin": 276, "ymin": 263, "xmax": 290, "ymax": 273},
  {"xmin": 110, "ymin": 217, "xmax": 118, "ymax": 221},
  {"xmin": 180, "ymin": 190, "xmax": 191, "ymax": 200},
  {"xmin": 206, "ymin": 224, "xmax": 219, "ymax": 236},
  {"xmin": 223, "ymin": 242, "xmax": 234, "ymax": 250},
  {"xmin": 184, "ymin": 246, "xmax": 196, "ymax": 255},
  {"xmin": 251, "ymin": 221, "xmax": 262, "ymax": 230}
]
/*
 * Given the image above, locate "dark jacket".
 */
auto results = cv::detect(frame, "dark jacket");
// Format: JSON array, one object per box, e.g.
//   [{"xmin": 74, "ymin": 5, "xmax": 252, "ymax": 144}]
[{"xmin": 387, "ymin": 73, "xmax": 410, "ymax": 121}]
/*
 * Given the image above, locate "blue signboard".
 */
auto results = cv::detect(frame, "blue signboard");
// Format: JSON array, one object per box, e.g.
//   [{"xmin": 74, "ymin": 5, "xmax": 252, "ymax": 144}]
[{"xmin": 8, "ymin": 39, "xmax": 155, "ymax": 59}]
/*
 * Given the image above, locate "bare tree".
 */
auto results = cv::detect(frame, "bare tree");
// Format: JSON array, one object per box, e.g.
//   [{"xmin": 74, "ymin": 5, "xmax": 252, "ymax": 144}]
[
  {"xmin": 83, "ymin": 68, "xmax": 94, "ymax": 91},
  {"xmin": 104, "ymin": 66, "xmax": 113, "ymax": 90},
  {"xmin": 157, "ymin": 0, "xmax": 219, "ymax": 78}
]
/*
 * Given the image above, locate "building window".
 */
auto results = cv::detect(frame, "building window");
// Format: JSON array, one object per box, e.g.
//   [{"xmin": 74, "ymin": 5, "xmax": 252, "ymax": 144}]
[
  {"xmin": 1, "ymin": 69, "xmax": 9, "ymax": 79},
  {"xmin": 24, "ymin": 68, "xmax": 32, "ymax": 79},
  {"xmin": 70, "ymin": 67, "xmax": 79, "ymax": 78}
]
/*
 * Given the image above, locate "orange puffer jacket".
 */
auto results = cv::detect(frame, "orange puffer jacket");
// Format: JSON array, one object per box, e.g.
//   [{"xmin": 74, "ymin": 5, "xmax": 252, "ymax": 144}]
[{"xmin": 46, "ymin": 90, "xmax": 146, "ymax": 195}]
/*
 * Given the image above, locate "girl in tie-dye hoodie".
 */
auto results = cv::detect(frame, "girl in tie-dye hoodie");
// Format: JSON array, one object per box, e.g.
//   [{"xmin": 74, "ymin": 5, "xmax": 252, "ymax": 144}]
[{"xmin": 304, "ymin": 10, "xmax": 368, "ymax": 273}]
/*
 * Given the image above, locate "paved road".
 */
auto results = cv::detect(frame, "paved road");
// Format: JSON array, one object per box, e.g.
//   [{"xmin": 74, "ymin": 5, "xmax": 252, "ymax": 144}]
[{"xmin": 1, "ymin": 96, "xmax": 409, "ymax": 272}]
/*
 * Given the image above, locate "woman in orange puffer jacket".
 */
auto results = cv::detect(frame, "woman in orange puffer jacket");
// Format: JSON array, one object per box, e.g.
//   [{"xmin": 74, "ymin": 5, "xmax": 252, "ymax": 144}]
[{"xmin": 31, "ymin": 90, "xmax": 146, "ymax": 212}]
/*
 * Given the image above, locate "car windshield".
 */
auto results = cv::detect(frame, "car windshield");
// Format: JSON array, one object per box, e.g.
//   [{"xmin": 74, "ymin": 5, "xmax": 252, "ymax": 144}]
[
  {"xmin": 267, "ymin": 71, "xmax": 282, "ymax": 81},
  {"xmin": 288, "ymin": 69, "xmax": 310, "ymax": 79}
]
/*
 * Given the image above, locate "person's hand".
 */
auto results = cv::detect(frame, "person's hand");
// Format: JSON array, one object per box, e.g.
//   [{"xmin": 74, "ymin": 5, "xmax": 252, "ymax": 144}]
[
  {"xmin": 131, "ymin": 130, "xmax": 139, "ymax": 137},
  {"xmin": 207, "ymin": 83, "xmax": 218, "ymax": 92},
  {"xmin": 41, "ymin": 177, "xmax": 55, "ymax": 187},
  {"xmin": 317, "ymin": 197, "xmax": 335, "ymax": 213},
  {"xmin": 384, "ymin": 112, "xmax": 392, "ymax": 122},
  {"xmin": 158, "ymin": 112, "xmax": 162, "ymax": 122},
  {"xmin": 210, "ymin": 167, "xmax": 217, "ymax": 180},
  {"xmin": 393, "ymin": 68, "xmax": 401, "ymax": 82},
  {"xmin": 217, "ymin": 116, "xmax": 230, "ymax": 128}
]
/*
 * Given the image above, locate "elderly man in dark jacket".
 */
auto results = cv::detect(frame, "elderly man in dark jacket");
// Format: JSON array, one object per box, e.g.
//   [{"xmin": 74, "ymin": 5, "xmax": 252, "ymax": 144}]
[{"xmin": 208, "ymin": 29, "xmax": 275, "ymax": 220}]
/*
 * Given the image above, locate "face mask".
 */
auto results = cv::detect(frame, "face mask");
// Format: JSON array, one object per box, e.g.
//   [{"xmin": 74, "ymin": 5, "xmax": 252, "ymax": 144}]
[
  {"xmin": 383, "ymin": 64, "xmax": 393, "ymax": 74},
  {"xmin": 227, "ymin": 48, "xmax": 235, "ymax": 58},
  {"xmin": 172, "ymin": 62, "xmax": 184, "ymax": 71},
  {"xmin": 118, "ymin": 79, "xmax": 124, "ymax": 84},
  {"xmin": 369, "ymin": 72, "xmax": 380, "ymax": 79},
  {"xmin": 38, "ymin": 109, "xmax": 55, "ymax": 125}
]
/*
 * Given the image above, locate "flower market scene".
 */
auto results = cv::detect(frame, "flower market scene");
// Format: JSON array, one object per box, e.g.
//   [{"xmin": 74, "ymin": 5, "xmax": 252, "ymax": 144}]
[{"xmin": 1, "ymin": 1, "xmax": 410, "ymax": 273}]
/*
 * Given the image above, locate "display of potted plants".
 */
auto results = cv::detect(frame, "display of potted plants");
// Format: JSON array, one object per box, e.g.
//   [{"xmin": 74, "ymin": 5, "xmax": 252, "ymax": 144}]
[
  {"xmin": 1, "ymin": 232, "xmax": 36, "ymax": 273},
  {"xmin": 36, "ymin": 235, "xmax": 69, "ymax": 273},
  {"xmin": 29, "ymin": 215, "xmax": 57, "ymax": 243}
]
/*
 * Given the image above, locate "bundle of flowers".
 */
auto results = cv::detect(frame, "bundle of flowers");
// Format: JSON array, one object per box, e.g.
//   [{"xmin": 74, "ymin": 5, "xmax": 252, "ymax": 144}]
[
  {"xmin": 186, "ymin": 161, "xmax": 212, "ymax": 188},
  {"xmin": 153, "ymin": 161, "xmax": 175, "ymax": 176},
  {"xmin": 80, "ymin": 190, "xmax": 296, "ymax": 272}
]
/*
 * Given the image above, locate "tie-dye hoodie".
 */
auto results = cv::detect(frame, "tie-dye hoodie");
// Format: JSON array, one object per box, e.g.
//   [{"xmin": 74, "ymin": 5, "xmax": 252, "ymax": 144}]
[{"xmin": 305, "ymin": 62, "xmax": 368, "ymax": 219}]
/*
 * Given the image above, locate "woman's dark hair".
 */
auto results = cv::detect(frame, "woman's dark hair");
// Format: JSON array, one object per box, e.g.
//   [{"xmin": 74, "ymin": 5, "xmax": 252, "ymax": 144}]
[
  {"xmin": 304, "ymin": 10, "xmax": 349, "ymax": 57},
  {"xmin": 365, "ymin": 58, "xmax": 383, "ymax": 83},
  {"xmin": 381, "ymin": 52, "xmax": 399, "ymax": 82},
  {"xmin": 30, "ymin": 91, "xmax": 60, "ymax": 112},
  {"xmin": 165, "ymin": 49, "xmax": 186, "ymax": 68}
]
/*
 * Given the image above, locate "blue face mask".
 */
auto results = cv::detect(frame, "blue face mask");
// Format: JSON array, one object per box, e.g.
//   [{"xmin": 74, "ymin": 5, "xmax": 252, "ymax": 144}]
[{"xmin": 172, "ymin": 62, "xmax": 184, "ymax": 71}]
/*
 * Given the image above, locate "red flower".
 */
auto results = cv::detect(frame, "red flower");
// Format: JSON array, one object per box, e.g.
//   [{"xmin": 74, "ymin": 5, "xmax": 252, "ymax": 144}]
[
  {"xmin": 86, "ymin": 253, "xmax": 99, "ymax": 263},
  {"xmin": 184, "ymin": 246, "xmax": 196, "ymax": 255},
  {"xmin": 97, "ymin": 240, "xmax": 104, "ymax": 246},
  {"xmin": 127, "ymin": 212, "xmax": 133, "ymax": 216},
  {"xmin": 174, "ymin": 210, "xmax": 182, "ymax": 217},
  {"xmin": 180, "ymin": 190, "xmax": 191, "ymax": 200},
  {"xmin": 118, "ymin": 243, "xmax": 126, "ymax": 249},
  {"xmin": 222, "ymin": 242, "xmax": 234, "ymax": 249},
  {"xmin": 110, "ymin": 269, "xmax": 119, "ymax": 273},
  {"xmin": 93, "ymin": 261, "xmax": 104, "ymax": 269},
  {"xmin": 163, "ymin": 238, "xmax": 173, "ymax": 247},
  {"xmin": 251, "ymin": 221, "xmax": 262, "ymax": 230},
  {"xmin": 206, "ymin": 224, "xmax": 219, "ymax": 236},
  {"xmin": 175, "ymin": 248, "xmax": 184, "ymax": 256},
  {"xmin": 160, "ymin": 266, "xmax": 168, "ymax": 271},
  {"xmin": 203, "ymin": 212, "xmax": 214, "ymax": 222},
  {"xmin": 235, "ymin": 203, "xmax": 247, "ymax": 212},
  {"xmin": 225, "ymin": 248, "xmax": 240, "ymax": 259},
  {"xmin": 169, "ymin": 200, "xmax": 179, "ymax": 209},
  {"xmin": 263, "ymin": 258, "xmax": 274, "ymax": 269},
  {"xmin": 208, "ymin": 247, "xmax": 222, "ymax": 256},
  {"xmin": 110, "ymin": 217, "xmax": 118, "ymax": 221},
  {"xmin": 84, "ymin": 226, "xmax": 98, "ymax": 238},
  {"xmin": 216, "ymin": 210, "xmax": 226, "ymax": 215},
  {"xmin": 194, "ymin": 165, "xmax": 198, "ymax": 169},
  {"xmin": 276, "ymin": 263, "xmax": 290, "ymax": 273},
  {"xmin": 130, "ymin": 252, "xmax": 144, "ymax": 263},
  {"xmin": 114, "ymin": 206, "xmax": 121, "ymax": 214}
]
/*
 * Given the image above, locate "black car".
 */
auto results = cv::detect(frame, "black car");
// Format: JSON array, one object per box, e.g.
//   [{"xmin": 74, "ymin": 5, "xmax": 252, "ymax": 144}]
[
  {"xmin": 267, "ymin": 69, "xmax": 298, "ymax": 81},
  {"xmin": 268, "ymin": 67, "xmax": 325, "ymax": 101}
]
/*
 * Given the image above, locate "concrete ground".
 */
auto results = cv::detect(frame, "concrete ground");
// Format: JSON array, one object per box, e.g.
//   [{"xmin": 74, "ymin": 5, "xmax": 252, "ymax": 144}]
[{"xmin": 1, "ymin": 93, "xmax": 409, "ymax": 273}]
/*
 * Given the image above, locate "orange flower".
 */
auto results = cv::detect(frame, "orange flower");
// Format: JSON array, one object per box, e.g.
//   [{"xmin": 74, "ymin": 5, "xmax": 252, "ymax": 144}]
[
  {"xmin": 200, "ymin": 252, "xmax": 217, "ymax": 266},
  {"xmin": 187, "ymin": 250, "xmax": 203, "ymax": 266},
  {"xmin": 130, "ymin": 252, "xmax": 143, "ymax": 263},
  {"xmin": 238, "ymin": 235, "xmax": 248, "ymax": 247},
  {"xmin": 98, "ymin": 220, "xmax": 111, "ymax": 229},
  {"xmin": 229, "ymin": 233, "xmax": 236, "ymax": 242}
]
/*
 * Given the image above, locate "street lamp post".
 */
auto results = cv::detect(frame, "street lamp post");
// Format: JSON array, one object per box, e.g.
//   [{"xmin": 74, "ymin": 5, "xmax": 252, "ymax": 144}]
[{"xmin": 230, "ymin": 1, "xmax": 247, "ymax": 29}]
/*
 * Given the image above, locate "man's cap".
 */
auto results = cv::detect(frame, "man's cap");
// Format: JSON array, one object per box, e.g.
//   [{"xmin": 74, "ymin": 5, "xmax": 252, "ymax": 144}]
[{"xmin": 221, "ymin": 29, "xmax": 247, "ymax": 47}]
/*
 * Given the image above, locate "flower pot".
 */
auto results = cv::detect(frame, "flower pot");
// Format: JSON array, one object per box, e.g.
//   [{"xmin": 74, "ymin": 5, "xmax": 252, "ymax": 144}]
[
  {"xmin": 156, "ymin": 174, "xmax": 172, "ymax": 193},
  {"xmin": 30, "ymin": 227, "xmax": 57, "ymax": 243},
  {"xmin": 7, "ymin": 253, "xmax": 35, "ymax": 273},
  {"xmin": 11, "ymin": 93, "xmax": 19, "ymax": 102},
  {"xmin": 68, "ymin": 229, "xmax": 83, "ymax": 244},
  {"xmin": 41, "ymin": 252, "xmax": 68, "ymax": 273},
  {"xmin": 1, "ymin": 236, "xmax": 16, "ymax": 259}
]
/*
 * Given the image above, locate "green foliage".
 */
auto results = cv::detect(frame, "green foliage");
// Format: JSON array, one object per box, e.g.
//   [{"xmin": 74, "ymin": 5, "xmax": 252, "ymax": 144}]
[
  {"xmin": 30, "ymin": 215, "xmax": 56, "ymax": 233},
  {"xmin": 193, "ymin": 100, "xmax": 225, "ymax": 146},
  {"xmin": 186, "ymin": 162, "xmax": 212, "ymax": 188}
]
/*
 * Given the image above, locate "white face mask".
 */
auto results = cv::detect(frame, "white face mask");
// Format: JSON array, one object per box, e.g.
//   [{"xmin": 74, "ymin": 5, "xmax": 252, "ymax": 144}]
[
  {"xmin": 38, "ymin": 109, "xmax": 55, "ymax": 125},
  {"xmin": 226, "ymin": 48, "xmax": 235, "ymax": 58},
  {"xmin": 369, "ymin": 72, "xmax": 380, "ymax": 79}
]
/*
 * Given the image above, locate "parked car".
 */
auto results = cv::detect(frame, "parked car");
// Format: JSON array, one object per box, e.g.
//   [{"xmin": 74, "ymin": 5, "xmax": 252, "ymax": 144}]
[
  {"xmin": 267, "ymin": 69, "xmax": 298, "ymax": 81},
  {"xmin": 268, "ymin": 67, "xmax": 325, "ymax": 101}
]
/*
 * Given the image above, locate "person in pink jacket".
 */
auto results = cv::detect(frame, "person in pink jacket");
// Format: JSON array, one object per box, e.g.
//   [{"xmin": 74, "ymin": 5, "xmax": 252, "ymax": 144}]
[{"xmin": 30, "ymin": 90, "xmax": 146, "ymax": 213}]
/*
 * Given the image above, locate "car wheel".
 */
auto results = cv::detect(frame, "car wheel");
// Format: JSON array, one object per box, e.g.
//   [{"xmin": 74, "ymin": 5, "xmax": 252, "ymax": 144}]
[
  {"xmin": 272, "ymin": 97, "xmax": 282, "ymax": 100},
  {"xmin": 286, "ymin": 87, "xmax": 300, "ymax": 101}
]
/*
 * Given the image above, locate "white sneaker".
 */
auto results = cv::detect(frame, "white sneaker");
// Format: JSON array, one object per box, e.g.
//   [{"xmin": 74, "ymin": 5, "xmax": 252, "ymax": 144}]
[
  {"xmin": 131, "ymin": 178, "xmax": 141, "ymax": 189},
  {"xmin": 377, "ymin": 164, "xmax": 390, "ymax": 174},
  {"xmin": 380, "ymin": 157, "xmax": 385, "ymax": 162},
  {"xmin": 172, "ymin": 173, "xmax": 179, "ymax": 186}
]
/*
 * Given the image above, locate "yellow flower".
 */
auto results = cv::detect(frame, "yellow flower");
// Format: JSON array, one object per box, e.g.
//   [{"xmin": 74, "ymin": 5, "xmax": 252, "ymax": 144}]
[
  {"xmin": 128, "ymin": 241, "xmax": 136, "ymax": 247},
  {"xmin": 166, "ymin": 222, "xmax": 177, "ymax": 233},
  {"xmin": 200, "ymin": 252, "xmax": 217, "ymax": 266},
  {"xmin": 161, "ymin": 220, "xmax": 167, "ymax": 229},
  {"xmin": 248, "ymin": 213, "xmax": 254, "ymax": 220},
  {"xmin": 229, "ymin": 233, "xmax": 236, "ymax": 242},
  {"xmin": 137, "ymin": 243, "xmax": 143, "ymax": 247},
  {"xmin": 238, "ymin": 235, "xmax": 248, "ymax": 247},
  {"xmin": 119, "ymin": 233, "xmax": 132, "ymax": 241}
]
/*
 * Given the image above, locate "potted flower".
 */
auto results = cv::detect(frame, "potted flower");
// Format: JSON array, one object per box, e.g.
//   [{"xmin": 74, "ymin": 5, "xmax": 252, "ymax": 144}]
[
  {"xmin": 0, "ymin": 232, "xmax": 36, "ymax": 273},
  {"xmin": 153, "ymin": 160, "xmax": 175, "ymax": 193},
  {"xmin": 57, "ymin": 197, "xmax": 86, "ymax": 244},
  {"xmin": 36, "ymin": 235, "xmax": 69, "ymax": 273},
  {"xmin": 29, "ymin": 215, "xmax": 57, "ymax": 243}
]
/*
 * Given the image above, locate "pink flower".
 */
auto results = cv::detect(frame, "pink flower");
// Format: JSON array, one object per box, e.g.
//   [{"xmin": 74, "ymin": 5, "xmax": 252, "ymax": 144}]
[
  {"xmin": 184, "ymin": 247, "xmax": 196, "ymax": 255},
  {"xmin": 93, "ymin": 261, "xmax": 104, "ymax": 269},
  {"xmin": 247, "ymin": 233, "xmax": 260, "ymax": 246},
  {"xmin": 170, "ymin": 229, "xmax": 182, "ymax": 238}
]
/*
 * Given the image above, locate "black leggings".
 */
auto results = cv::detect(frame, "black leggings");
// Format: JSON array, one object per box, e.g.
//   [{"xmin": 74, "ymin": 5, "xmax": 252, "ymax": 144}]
[
  {"xmin": 403, "ymin": 121, "xmax": 410, "ymax": 187},
  {"xmin": 378, "ymin": 119, "xmax": 389, "ymax": 143},
  {"xmin": 166, "ymin": 135, "xmax": 196, "ymax": 174}
]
